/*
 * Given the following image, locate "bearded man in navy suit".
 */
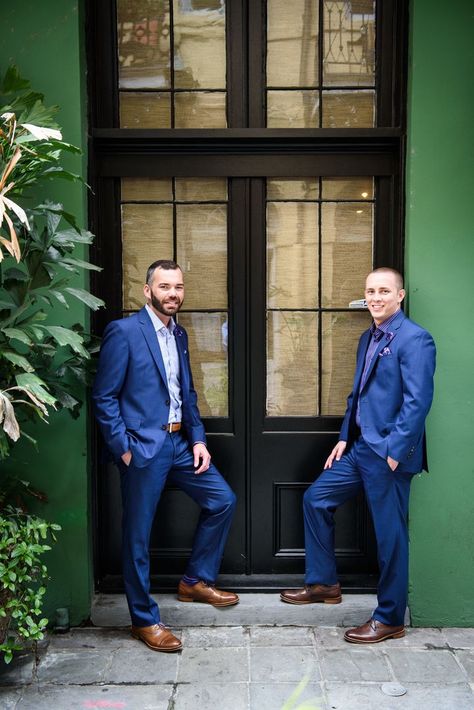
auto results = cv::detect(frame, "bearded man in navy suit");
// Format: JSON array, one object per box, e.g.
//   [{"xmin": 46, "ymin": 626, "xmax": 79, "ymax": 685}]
[
  {"xmin": 281, "ymin": 267, "xmax": 436, "ymax": 644},
  {"xmin": 93, "ymin": 260, "xmax": 238, "ymax": 653}
]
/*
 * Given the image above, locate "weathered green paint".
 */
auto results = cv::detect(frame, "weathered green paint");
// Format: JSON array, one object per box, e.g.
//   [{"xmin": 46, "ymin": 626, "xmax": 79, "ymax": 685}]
[
  {"xmin": 406, "ymin": 0, "xmax": 474, "ymax": 625},
  {"xmin": 0, "ymin": 1, "xmax": 91, "ymax": 624}
]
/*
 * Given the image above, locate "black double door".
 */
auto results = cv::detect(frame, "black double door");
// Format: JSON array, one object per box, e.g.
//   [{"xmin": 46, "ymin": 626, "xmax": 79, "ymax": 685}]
[{"xmin": 96, "ymin": 174, "xmax": 378, "ymax": 592}]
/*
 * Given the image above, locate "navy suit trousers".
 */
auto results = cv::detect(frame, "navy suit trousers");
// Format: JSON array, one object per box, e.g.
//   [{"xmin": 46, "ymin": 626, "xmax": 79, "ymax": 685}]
[
  {"xmin": 303, "ymin": 437, "xmax": 414, "ymax": 626},
  {"xmin": 119, "ymin": 431, "xmax": 236, "ymax": 627}
]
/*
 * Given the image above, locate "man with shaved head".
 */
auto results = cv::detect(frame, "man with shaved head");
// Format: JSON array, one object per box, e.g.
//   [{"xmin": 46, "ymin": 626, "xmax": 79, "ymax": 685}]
[{"xmin": 281, "ymin": 267, "xmax": 436, "ymax": 644}]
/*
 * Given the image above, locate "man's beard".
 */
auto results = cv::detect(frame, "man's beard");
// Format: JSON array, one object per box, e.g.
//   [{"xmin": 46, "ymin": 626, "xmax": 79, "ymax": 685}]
[{"xmin": 150, "ymin": 291, "xmax": 182, "ymax": 316}]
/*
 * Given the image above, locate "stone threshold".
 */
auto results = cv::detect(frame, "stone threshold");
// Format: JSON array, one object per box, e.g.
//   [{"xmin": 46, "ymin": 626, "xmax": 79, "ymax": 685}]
[{"xmin": 92, "ymin": 592, "xmax": 410, "ymax": 628}]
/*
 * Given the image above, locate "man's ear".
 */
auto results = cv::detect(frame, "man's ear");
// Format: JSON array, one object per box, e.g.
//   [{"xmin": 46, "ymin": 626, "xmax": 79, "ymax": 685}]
[
  {"xmin": 398, "ymin": 289, "xmax": 406, "ymax": 304},
  {"xmin": 143, "ymin": 283, "xmax": 151, "ymax": 300}
]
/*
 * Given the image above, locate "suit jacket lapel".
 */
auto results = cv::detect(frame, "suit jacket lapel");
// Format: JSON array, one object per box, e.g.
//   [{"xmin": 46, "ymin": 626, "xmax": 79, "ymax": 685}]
[
  {"xmin": 359, "ymin": 309, "xmax": 406, "ymax": 392},
  {"xmin": 138, "ymin": 307, "xmax": 168, "ymax": 389},
  {"xmin": 174, "ymin": 325, "xmax": 189, "ymax": 396}
]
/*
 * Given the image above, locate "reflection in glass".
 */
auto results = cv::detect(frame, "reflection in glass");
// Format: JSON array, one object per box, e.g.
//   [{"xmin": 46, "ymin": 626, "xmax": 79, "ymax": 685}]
[
  {"xmin": 321, "ymin": 202, "xmax": 373, "ymax": 308},
  {"xmin": 122, "ymin": 204, "xmax": 173, "ymax": 309},
  {"xmin": 122, "ymin": 178, "xmax": 173, "ymax": 202},
  {"xmin": 267, "ymin": 0, "xmax": 318, "ymax": 87},
  {"xmin": 322, "ymin": 177, "xmax": 374, "ymax": 201},
  {"xmin": 117, "ymin": 0, "xmax": 171, "ymax": 89},
  {"xmin": 120, "ymin": 91, "xmax": 171, "ymax": 128},
  {"xmin": 178, "ymin": 312, "xmax": 228, "ymax": 418},
  {"xmin": 322, "ymin": 90, "xmax": 375, "ymax": 127},
  {"xmin": 323, "ymin": 0, "xmax": 376, "ymax": 87},
  {"xmin": 267, "ymin": 311, "xmax": 318, "ymax": 416},
  {"xmin": 173, "ymin": 0, "xmax": 226, "ymax": 89},
  {"xmin": 321, "ymin": 311, "xmax": 371, "ymax": 414},
  {"xmin": 267, "ymin": 179, "xmax": 318, "ymax": 201},
  {"xmin": 175, "ymin": 177, "xmax": 227, "ymax": 202},
  {"xmin": 267, "ymin": 90, "xmax": 319, "ymax": 127},
  {"xmin": 176, "ymin": 203, "xmax": 227, "ymax": 309},
  {"xmin": 267, "ymin": 202, "xmax": 318, "ymax": 309},
  {"xmin": 174, "ymin": 91, "xmax": 227, "ymax": 128}
]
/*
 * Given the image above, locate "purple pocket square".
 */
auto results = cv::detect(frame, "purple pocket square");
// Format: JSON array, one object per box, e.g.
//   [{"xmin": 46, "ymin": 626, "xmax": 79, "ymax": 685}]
[{"xmin": 379, "ymin": 346, "xmax": 392, "ymax": 357}]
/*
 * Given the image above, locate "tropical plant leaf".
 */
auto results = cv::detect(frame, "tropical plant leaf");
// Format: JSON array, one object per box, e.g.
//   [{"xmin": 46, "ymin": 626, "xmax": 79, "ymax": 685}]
[
  {"xmin": 61, "ymin": 257, "xmax": 102, "ymax": 272},
  {"xmin": 64, "ymin": 287, "xmax": 104, "ymax": 311},
  {"xmin": 3, "ymin": 328, "xmax": 32, "ymax": 346},
  {"xmin": 15, "ymin": 374, "xmax": 57, "ymax": 407},
  {"xmin": 1, "ymin": 351, "xmax": 34, "ymax": 372},
  {"xmin": 39, "ymin": 326, "xmax": 90, "ymax": 358},
  {"xmin": 0, "ymin": 392, "xmax": 20, "ymax": 441}
]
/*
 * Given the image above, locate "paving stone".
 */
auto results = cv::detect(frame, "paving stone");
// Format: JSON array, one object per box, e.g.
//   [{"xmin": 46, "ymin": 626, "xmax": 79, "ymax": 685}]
[
  {"xmin": 174, "ymin": 682, "xmax": 249, "ymax": 709},
  {"xmin": 105, "ymin": 645, "xmax": 179, "ymax": 684},
  {"xmin": 314, "ymin": 627, "xmax": 347, "ymax": 648},
  {"xmin": 325, "ymin": 681, "xmax": 474, "ymax": 710},
  {"xmin": 0, "ymin": 653, "xmax": 35, "ymax": 686},
  {"xmin": 455, "ymin": 651, "xmax": 474, "ymax": 682},
  {"xmin": 250, "ymin": 626, "xmax": 314, "ymax": 646},
  {"xmin": 181, "ymin": 625, "xmax": 249, "ymax": 648},
  {"xmin": 442, "ymin": 628, "xmax": 474, "ymax": 649},
  {"xmin": 250, "ymin": 646, "xmax": 320, "ymax": 683},
  {"xmin": 0, "ymin": 687, "xmax": 22, "ymax": 708},
  {"xmin": 319, "ymin": 647, "xmax": 391, "ymax": 682},
  {"xmin": 250, "ymin": 681, "xmax": 326, "ymax": 710},
  {"xmin": 386, "ymin": 648, "xmax": 467, "ymax": 683},
  {"xmin": 47, "ymin": 627, "xmax": 131, "ymax": 650},
  {"xmin": 36, "ymin": 650, "xmax": 109, "ymax": 684},
  {"xmin": 390, "ymin": 627, "xmax": 446, "ymax": 647},
  {"xmin": 16, "ymin": 683, "xmax": 173, "ymax": 709},
  {"xmin": 178, "ymin": 646, "xmax": 248, "ymax": 683}
]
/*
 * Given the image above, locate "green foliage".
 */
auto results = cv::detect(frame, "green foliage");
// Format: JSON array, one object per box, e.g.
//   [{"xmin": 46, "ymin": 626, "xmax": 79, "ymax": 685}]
[
  {"xmin": 0, "ymin": 508, "xmax": 61, "ymax": 663},
  {"xmin": 0, "ymin": 65, "xmax": 104, "ymax": 458}
]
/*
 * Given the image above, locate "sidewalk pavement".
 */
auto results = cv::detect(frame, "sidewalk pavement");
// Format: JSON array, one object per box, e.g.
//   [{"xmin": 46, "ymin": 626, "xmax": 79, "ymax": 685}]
[{"xmin": 1, "ymin": 594, "xmax": 474, "ymax": 709}]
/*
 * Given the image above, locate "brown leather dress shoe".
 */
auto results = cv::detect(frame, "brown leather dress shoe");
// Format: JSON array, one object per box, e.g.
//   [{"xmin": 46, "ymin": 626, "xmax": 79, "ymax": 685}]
[
  {"xmin": 131, "ymin": 623, "xmax": 182, "ymax": 652},
  {"xmin": 344, "ymin": 618, "xmax": 405, "ymax": 644},
  {"xmin": 280, "ymin": 583, "xmax": 342, "ymax": 605},
  {"xmin": 177, "ymin": 580, "xmax": 239, "ymax": 607}
]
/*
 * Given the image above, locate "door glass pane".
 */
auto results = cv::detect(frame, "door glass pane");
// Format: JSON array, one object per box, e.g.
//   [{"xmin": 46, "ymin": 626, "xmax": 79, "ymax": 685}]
[
  {"xmin": 321, "ymin": 311, "xmax": 371, "ymax": 414},
  {"xmin": 173, "ymin": 0, "xmax": 226, "ymax": 89},
  {"xmin": 176, "ymin": 203, "xmax": 227, "ymax": 309},
  {"xmin": 120, "ymin": 91, "xmax": 171, "ymax": 128},
  {"xmin": 177, "ymin": 312, "xmax": 228, "ymax": 417},
  {"xmin": 322, "ymin": 90, "xmax": 375, "ymax": 127},
  {"xmin": 174, "ymin": 91, "xmax": 227, "ymax": 128},
  {"xmin": 267, "ymin": 90, "xmax": 319, "ymax": 128},
  {"xmin": 267, "ymin": 179, "xmax": 318, "ymax": 201},
  {"xmin": 117, "ymin": 0, "xmax": 171, "ymax": 89},
  {"xmin": 322, "ymin": 177, "xmax": 373, "ymax": 201},
  {"xmin": 175, "ymin": 177, "xmax": 227, "ymax": 201},
  {"xmin": 321, "ymin": 202, "xmax": 373, "ymax": 307},
  {"xmin": 323, "ymin": 0, "xmax": 376, "ymax": 87},
  {"xmin": 267, "ymin": 201, "xmax": 319, "ymax": 309},
  {"xmin": 267, "ymin": 0, "xmax": 319, "ymax": 87},
  {"xmin": 121, "ymin": 203, "xmax": 173, "ymax": 309},
  {"xmin": 267, "ymin": 311, "xmax": 318, "ymax": 416},
  {"xmin": 122, "ymin": 177, "xmax": 173, "ymax": 202}
]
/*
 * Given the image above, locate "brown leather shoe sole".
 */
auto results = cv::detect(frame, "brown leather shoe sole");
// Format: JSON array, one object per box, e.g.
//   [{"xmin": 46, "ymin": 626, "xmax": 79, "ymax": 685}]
[
  {"xmin": 131, "ymin": 630, "xmax": 183, "ymax": 652},
  {"xmin": 177, "ymin": 594, "xmax": 239, "ymax": 607},
  {"xmin": 343, "ymin": 628, "xmax": 405, "ymax": 644},
  {"xmin": 280, "ymin": 594, "xmax": 342, "ymax": 605}
]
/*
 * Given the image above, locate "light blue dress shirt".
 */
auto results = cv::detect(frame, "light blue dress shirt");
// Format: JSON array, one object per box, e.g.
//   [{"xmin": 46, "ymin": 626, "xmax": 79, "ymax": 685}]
[{"xmin": 145, "ymin": 304, "xmax": 182, "ymax": 424}]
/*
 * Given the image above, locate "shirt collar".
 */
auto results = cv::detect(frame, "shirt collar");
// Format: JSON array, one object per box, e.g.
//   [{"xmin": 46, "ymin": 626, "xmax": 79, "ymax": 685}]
[
  {"xmin": 145, "ymin": 304, "xmax": 176, "ymax": 334},
  {"xmin": 370, "ymin": 309, "xmax": 400, "ymax": 339}
]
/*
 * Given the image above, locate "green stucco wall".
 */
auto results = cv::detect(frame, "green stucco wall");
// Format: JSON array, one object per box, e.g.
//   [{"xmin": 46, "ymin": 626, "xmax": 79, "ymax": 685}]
[
  {"xmin": 406, "ymin": 0, "xmax": 474, "ymax": 625},
  {"xmin": 1, "ymin": 1, "xmax": 91, "ymax": 625}
]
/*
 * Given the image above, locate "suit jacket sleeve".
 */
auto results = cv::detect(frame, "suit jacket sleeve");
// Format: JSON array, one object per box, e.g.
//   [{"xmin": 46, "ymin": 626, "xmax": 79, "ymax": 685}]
[
  {"xmin": 180, "ymin": 329, "xmax": 207, "ymax": 447},
  {"xmin": 387, "ymin": 329, "xmax": 436, "ymax": 462},
  {"xmin": 92, "ymin": 320, "xmax": 130, "ymax": 459}
]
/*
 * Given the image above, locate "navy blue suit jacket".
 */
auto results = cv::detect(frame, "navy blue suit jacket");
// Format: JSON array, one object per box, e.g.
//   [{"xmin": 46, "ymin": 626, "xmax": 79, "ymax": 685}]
[
  {"xmin": 340, "ymin": 310, "xmax": 436, "ymax": 473},
  {"xmin": 92, "ymin": 307, "xmax": 206, "ymax": 468}
]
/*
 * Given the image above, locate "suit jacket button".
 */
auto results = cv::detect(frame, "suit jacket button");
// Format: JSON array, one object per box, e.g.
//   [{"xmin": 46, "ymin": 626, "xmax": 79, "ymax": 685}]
[
  {"xmin": 165, "ymin": 399, "xmax": 170, "ymax": 406},
  {"xmin": 161, "ymin": 424, "xmax": 167, "ymax": 431}
]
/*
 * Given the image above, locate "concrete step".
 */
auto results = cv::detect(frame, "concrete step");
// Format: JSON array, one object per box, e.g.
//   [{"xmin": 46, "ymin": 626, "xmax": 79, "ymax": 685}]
[{"xmin": 91, "ymin": 592, "xmax": 390, "ymax": 627}]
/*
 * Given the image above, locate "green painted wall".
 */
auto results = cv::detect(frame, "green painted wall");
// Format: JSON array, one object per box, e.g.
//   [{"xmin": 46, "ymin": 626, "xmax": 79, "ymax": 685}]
[
  {"xmin": 406, "ymin": 0, "xmax": 474, "ymax": 625},
  {"xmin": 1, "ymin": 1, "xmax": 91, "ymax": 624}
]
